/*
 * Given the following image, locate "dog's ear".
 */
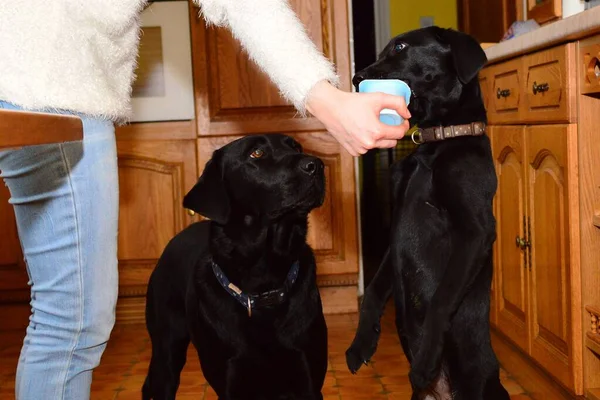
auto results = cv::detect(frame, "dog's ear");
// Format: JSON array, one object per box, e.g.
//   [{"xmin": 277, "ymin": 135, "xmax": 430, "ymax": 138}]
[
  {"xmin": 183, "ymin": 153, "xmax": 230, "ymax": 225},
  {"xmin": 438, "ymin": 28, "xmax": 488, "ymax": 84}
]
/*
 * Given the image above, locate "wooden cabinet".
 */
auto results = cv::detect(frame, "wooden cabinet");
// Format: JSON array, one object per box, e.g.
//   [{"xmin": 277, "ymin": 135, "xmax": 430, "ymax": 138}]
[
  {"xmin": 491, "ymin": 124, "xmax": 582, "ymax": 393},
  {"xmin": 486, "ymin": 44, "xmax": 576, "ymax": 125},
  {"xmin": 458, "ymin": 0, "xmax": 521, "ymax": 43}
]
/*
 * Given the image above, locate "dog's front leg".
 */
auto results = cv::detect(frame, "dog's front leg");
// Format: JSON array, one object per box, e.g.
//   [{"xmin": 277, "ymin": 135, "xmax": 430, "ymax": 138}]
[
  {"xmin": 409, "ymin": 165, "xmax": 494, "ymax": 392},
  {"xmin": 345, "ymin": 248, "xmax": 394, "ymax": 373}
]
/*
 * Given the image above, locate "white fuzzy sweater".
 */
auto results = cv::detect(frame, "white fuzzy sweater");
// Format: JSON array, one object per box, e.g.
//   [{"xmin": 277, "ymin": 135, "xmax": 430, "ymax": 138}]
[{"xmin": 0, "ymin": 0, "xmax": 338, "ymax": 122}]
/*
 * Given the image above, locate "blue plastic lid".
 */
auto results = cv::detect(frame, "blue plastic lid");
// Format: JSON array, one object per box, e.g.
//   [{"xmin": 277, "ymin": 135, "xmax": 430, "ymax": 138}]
[
  {"xmin": 358, "ymin": 79, "xmax": 412, "ymax": 126},
  {"xmin": 358, "ymin": 79, "xmax": 411, "ymax": 105}
]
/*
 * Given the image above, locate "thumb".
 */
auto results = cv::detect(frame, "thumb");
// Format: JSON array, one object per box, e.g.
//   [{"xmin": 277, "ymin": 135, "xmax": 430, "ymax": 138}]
[{"xmin": 377, "ymin": 93, "xmax": 411, "ymax": 119}]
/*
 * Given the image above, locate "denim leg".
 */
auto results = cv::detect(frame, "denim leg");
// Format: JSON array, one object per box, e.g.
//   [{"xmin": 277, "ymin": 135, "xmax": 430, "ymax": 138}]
[{"xmin": 0, "ymin": 102, "xmax": 119, "ymax": 400}]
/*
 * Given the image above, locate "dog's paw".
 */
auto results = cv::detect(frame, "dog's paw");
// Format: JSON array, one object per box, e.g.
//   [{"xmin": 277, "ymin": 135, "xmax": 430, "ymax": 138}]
[{"xmin": 345, "ymin": 322, "xmax": 381, "ymax": 373}]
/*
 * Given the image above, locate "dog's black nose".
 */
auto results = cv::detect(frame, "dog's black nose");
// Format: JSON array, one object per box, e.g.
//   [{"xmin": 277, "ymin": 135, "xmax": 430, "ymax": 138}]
[
  {"xmin": 352, "ymin": 72, "xmax": 367, "ymax": 88},
  {"xmin": 300, "ymin": 158, "xmax": 322, "ymax": 176}
]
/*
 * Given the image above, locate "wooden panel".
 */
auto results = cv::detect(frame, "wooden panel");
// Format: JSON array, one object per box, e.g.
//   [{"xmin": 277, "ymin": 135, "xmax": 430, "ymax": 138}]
[
  {"xmin": 458, "ymin": 0, "xmax": 512, "ymax": 43},
  {"xmin": 491, "ymin": 125, "xmax": 529, "ymax": 350},
  {"xmin": 489, "ymin": 59, "xmax": 523, "ymax": 124},
  {"xmin": 522, "ymin": 44, "xmax": 577, "ymax": 124},
  {"xmin": 0, "ymin": 185, "xmax": 28, "ymax": 303},
  {"xmin": 491, "ymin": 329, "xmax": 582, "ymax": 400},
  {"xmin": 526, "ymin": 124, "xmax": 582, "ymax": 394},
  {"xmin": 479, "ymin": 68, "xmax": 492, "ymax": 116},
  {"xmin": 527, "ymin": 0, "xmax": 561, "ymax": 25},
  {"xmin": 0, "ymin": 109, "xmax": 82, "ymax": 150},
  {"xmin": 195, "ymin": 132, "xmax": 358, "ymax": 279},
  {"xmin": 579, "ymin": 35, "xmax": 600, "ymax": 95},
  {"xmin": 190, "ymin": 0, "xmax": 352, "ymax": 136},
  {"xmin": 576, "ymin": 46, "xmax": 600, "ymax": 389},
  {"xmin": 116, "ymin": 139, "xmax": 198, "ymax": 297}
]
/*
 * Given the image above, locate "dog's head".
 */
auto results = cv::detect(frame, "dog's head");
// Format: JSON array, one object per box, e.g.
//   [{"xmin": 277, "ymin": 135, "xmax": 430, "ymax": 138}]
[
  {"xmin": 353, "ymin": 26, "xmax": 487, "ymax": 126},
  {"xmin": 183, "ymin": 134, "xmax": 325, "ymax": 225}
]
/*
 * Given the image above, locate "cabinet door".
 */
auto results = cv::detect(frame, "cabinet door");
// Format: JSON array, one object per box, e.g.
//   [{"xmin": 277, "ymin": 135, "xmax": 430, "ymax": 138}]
[
  {"xmin": 491, "ymin": 125, "xmax": 530, "ymax": 351},
  {"xmin": 526, "ymin": 124, "xmax": 582, "ymax": 393},
  {"xmin": 116, "ymin": 138, "xmax": 198, "ymax": 298}
]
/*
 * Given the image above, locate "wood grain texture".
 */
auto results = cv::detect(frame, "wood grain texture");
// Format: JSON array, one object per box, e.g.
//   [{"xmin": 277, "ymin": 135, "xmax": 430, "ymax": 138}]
[
  {"xmin": 116, "ymin": 139, "xmax": 198, "ymax": 297},
  {"xmin": 576, "ymin": 34, "xmax": 600, "ymax": 392},
  {"xmin": 521, "ymin": 43, "xmax": 577, "ymax": 124},
  {"xmin": 491, "ymin": 329, "xmax": 583, "ymax": 400},
  {"xmin": 488, "ymin": 59, "xmax": 523, "ymax": 124},
  {"xmin": 579, "ymin": 35, "xmax": 600, "ymax": 95},
  {"xmin": 0, "ymin": 109, "xmax": 82, "ymax": 150},
  {"xmin": 115, "ymin": 121, "xmax": 196, "ymax": 141},
  {"xmin": 491, "ymin": 125, "xmax": 529, "ymax": 351},
  {"xmin": 527, "ymin": 0, "xmax": 562, "ymax": 25},
  {"xmin": 189, "ymin": 0, "xmax": 351, "ymax": 136},
  {"xmin": 526, "ymin": 124, "xmax": 581, "ymax": 394}
]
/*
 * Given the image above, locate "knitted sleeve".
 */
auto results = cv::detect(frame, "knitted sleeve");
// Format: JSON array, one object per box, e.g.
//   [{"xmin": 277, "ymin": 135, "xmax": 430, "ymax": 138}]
[{"xmin": 193, "ymin": 0, "xmax": 340, "ymax": 114}]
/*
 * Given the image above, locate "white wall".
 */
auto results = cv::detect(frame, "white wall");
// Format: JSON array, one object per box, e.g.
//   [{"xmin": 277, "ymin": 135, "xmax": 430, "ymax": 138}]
[{"xmin": 563, "ymin": 0, "xmax": 586, "ymax": 18}]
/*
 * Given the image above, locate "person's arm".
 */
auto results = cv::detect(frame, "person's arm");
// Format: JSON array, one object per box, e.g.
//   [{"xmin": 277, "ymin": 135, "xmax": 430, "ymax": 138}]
[{"xmin": 194, "ymin": 0, "xmax": 410, "ymax": 156}]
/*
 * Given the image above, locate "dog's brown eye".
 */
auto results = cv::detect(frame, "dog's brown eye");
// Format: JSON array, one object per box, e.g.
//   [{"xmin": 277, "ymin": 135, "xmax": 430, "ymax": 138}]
[{"xmin": 250, "ymin": 149, "xmax": 264, "ymax": 159}]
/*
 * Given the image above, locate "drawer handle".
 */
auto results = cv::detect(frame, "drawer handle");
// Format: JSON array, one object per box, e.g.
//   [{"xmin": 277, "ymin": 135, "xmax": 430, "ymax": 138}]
[
  {"xmin": 497, "ymin": 88, "xmax": 511, "ymax": 99},
  {"xmin": 532, "ymin": 81, "xmax": 549, "ymax": 95}
]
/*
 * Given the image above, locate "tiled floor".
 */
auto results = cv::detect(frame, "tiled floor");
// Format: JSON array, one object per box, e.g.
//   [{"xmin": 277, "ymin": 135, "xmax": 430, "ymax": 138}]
[{"xmin": 0, "ymin": 308, "xmax": 532, "ymax": 399}]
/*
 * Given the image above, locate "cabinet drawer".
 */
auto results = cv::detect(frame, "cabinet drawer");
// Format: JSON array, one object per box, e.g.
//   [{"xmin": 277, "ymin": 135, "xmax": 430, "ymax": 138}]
[
  {"xmin": 522, "ymin": 44, "xmax": 576, "ymax": 123},
  {"xmin": 489, "ymin": 59, "xmax": 522, "ymax": 124},
  {"xmin": 580, "ymin": 36, "xmax": 600, "ymax": 95}
]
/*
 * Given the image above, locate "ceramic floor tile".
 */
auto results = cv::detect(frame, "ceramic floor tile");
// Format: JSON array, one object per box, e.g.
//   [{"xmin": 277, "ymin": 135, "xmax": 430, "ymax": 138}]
[{"xmin": 0, "ymin": 306, "xmax": 535, "ymax": 400}]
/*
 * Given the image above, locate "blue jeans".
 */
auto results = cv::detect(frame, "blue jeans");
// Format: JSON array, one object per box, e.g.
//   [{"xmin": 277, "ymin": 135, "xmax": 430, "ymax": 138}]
[{"xmin": 0, "ymin": 101, "xmax": 119, "ymax": 399}]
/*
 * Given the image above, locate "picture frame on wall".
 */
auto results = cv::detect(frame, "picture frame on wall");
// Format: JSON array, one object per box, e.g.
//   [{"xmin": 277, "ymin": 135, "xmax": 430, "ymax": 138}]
[
  {"xmin": 131, "ymin": 0, "xmax": 195, "ymax": 122},
  {"xmin": 527, "ymin": 0, "xmax": 562, "ymax": 24}
]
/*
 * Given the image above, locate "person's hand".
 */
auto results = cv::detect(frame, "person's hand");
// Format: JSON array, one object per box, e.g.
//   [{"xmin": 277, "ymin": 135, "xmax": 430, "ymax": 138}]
[{"xmin": 305, "ymin": 80, "xmax": 411, "ymax": 156}]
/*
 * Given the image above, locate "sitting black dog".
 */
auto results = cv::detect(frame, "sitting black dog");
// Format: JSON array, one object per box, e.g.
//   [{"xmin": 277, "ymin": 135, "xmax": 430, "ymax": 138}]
[
  {"xmin": 142, "ymin": 134, "xmax": 328, "ymax": 400},
  {"xmin": 345, "ymin": 27, "xmax": 510, "ymax": 400}
]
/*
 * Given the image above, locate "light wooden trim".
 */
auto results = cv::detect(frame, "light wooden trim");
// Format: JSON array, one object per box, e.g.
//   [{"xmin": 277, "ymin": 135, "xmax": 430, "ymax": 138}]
[
  {"xmin": 115, "ymin": 120, "xmax": 196, "ymax": 141},
  {"xmin": 0, "ymin": 109, "xmax": 83, "ymax": 150},
  {"xmin": 594, "ymin": 214, "xmax": 600, "ymax": 228}
]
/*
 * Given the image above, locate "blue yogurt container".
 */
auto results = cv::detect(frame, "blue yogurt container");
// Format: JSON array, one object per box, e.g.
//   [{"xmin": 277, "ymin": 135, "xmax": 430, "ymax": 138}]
[{"xmin": 358, "ymin": 79, "xmax": 412, "ymax": 126}]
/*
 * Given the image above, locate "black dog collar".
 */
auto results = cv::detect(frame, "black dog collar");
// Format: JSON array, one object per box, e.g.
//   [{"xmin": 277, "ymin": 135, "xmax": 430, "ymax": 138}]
[
  {"xmin": 411, "ymin": 122, "xmax": 486, "ymax": 144},
  {"xmin": 211, "ymin": 260, "xmax": 300, "ymax": 317}
]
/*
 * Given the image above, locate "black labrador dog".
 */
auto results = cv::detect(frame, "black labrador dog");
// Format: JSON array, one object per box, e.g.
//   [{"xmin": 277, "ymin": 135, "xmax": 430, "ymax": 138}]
[
  {"xmin": 345, "ymin": 27, "xmax": 510, "ymax": 400},
  {"xmin": 142, "ymin": 134, "xmax": 328, "ymax": 400}
]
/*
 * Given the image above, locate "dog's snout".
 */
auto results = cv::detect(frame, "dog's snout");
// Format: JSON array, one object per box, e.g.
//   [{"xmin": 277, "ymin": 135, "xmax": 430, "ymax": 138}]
[{"xmin": 300, "ymin": 158, "xmax": 322, "ymax": 176}]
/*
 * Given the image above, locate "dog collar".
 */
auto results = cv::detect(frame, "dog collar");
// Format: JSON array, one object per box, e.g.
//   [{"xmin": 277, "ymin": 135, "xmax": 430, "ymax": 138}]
[
  {"xmin": 411, "ymin": 122, "xmax": 486, "ymax": 144},
  {"xmin": 211, "ymin": 260, "xmax": 300, "ymax": 317}
]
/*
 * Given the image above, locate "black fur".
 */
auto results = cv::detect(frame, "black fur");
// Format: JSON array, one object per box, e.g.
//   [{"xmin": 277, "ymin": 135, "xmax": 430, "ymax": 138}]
[
  {"xmin": 346, "ymin": 27, "xmax": 510, "ymax": 400},
  {"xmin": 143, "ymin": 134, "xmax": 328, "ymax": 400}
]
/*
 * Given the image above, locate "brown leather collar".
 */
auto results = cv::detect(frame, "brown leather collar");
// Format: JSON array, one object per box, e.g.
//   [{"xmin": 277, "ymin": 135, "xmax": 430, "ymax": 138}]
[{"xmin": 411, "ymin": 122, "xmax": 486, "ymax": 144}]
